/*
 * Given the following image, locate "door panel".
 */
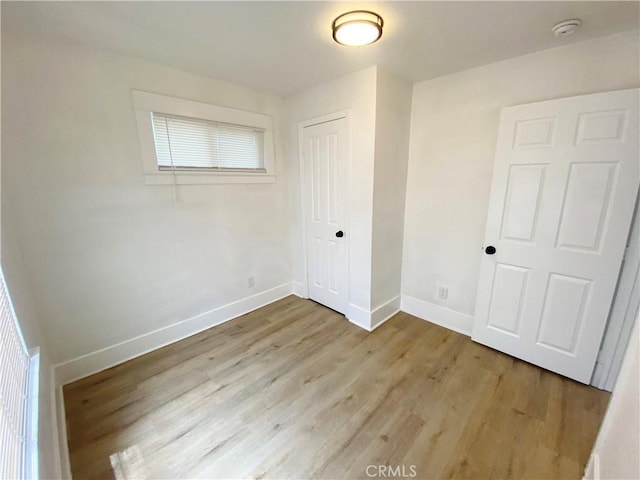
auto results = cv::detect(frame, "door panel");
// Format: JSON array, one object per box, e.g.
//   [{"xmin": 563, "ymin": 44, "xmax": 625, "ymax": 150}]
[
  {"xmin": 312, "ymin": 238, "xmax": 323, "ymax": 288},
  {"xmin": 555, "ymin": 162, "xmax": 617, "ymax": 251},
  {"xmin": 327, "ymin": 133, "xmax": 340, "ymax": 224},
  {"xmin": 575, "ymin": 110, "xmax": 627, "ymax": 144},
  {"xmin": 328, "ymin": 240, "xmax": 339, "ymax": 293},
  {"xmin": 473, "ymin": 89, "xmax": 639, "ymax": 383},
  {"xmin": 500, "ymin": 165, "xmax": 546, "ymax": 243},
  {"xmin": 487, "ymin": 263, "xmax": 529, "ymax": 337},
  {"xmin": 303, "ymin": 117, "xmax": 348, "ymax": 314},
  {"xmin": 536, "ymin": 273, "xmax": 591, "ymax": 354},
  {"xmin": 513, "ymin": 117, "xmax": 557, "ymax": 149}
]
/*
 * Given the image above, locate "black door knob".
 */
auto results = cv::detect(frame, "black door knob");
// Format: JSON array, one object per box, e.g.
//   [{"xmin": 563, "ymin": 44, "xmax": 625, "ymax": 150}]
[
  {"xmin": 485, "ymin": 246, "xmax": 496, "ymax": 255},
  {"xmin": 335, "ymin": 231, "xmax": 344, "ymax": 238}
]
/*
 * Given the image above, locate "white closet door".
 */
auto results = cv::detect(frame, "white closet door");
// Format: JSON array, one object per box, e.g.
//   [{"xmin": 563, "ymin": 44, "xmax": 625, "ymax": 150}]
[{"xmin": 303, "ymin": 117, "xmax": 349, "ymax": 314}]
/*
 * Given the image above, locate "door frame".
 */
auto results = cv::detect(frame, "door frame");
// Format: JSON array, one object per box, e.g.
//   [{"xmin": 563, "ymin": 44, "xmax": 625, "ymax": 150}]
[
  {"xmin": 297, "ymin": 110, "xmax": 352, "ymax": 308},
  {"xmin": 591, "ymin": 193, "xmax": 640, "ymax": 390}
]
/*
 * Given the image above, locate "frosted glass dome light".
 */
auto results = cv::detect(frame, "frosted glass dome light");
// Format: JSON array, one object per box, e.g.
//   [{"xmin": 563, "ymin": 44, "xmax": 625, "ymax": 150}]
[{"xmin": 332, "ymin": 11, "xmax": 383, "ymax": 47}]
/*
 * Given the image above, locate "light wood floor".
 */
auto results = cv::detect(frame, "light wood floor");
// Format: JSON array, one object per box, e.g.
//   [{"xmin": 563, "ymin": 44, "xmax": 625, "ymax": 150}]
[{"xmin": 64, "ymin": 296, "xmax": 609, "ymax": 479}]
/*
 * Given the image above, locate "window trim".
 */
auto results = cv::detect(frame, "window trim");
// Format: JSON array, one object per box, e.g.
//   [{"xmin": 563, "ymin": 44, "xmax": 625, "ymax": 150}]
[
  {"xmin": 25, "ymin": 348, "xmax": 40, "ymax": 480},
  {"xmin": 132, "ymin": 90, "xmax": 276, "ymax": 185},
  {"xmin": 0, "ymin": 268, "xmax": 39, "ymax": 479}
]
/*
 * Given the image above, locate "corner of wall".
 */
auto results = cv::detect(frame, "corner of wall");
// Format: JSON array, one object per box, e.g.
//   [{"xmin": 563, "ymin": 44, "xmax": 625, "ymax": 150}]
[
  {"xmin": 293, "ymin": 281, "xmax": 307, "ymax": 298},
  {"xmin": 347, "ymin": 295, "xmax": 401, "ymax": 332},
  {"xmin": 370, "ymin": 67, "xmax": 413, "ymax": 309}
]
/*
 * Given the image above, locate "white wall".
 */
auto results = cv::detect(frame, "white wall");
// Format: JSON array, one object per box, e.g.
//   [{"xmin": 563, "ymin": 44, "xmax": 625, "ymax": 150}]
[
  {"xmin": 285, "ymin": 67, "xmax": 377, "ymax": 315},
  {"xmin": 371, "ymin": 68, "xmax": 412, "ymax": 311},
  {"xmin": 402, "ymin": 31, "xmax": 640, "ymax": 326},
  {"xmin": 2, "ymin": 111, "xmax": 62, "ymax": 480},
  {"xmin": 1, "ymin": 22, "xmax": 61, "ymax": 479},
  {"xmin": 585, "ymin": 318, "xmax": 640, "ymax": 479},
  {"xmin": 1, "ymin": 30, "xmax": 292, "ymax": 369}
]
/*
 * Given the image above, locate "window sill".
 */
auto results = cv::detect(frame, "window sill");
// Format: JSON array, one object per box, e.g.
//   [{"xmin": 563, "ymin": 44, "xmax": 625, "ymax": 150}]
[{"xmin": 144, "ymin": 173, "xmax": 277, "ymax": 185}]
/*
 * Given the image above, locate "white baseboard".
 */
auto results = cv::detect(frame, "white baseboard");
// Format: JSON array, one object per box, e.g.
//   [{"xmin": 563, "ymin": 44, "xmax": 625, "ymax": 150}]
[
  {"xmin": 400, "ymin": 294, "xmax": 473, "ymax": 336},
  {"xmin": 347, "ymin": 302, "xmax": 372, "ymax": 331},
  {"xmin": 584, "ymin": 453, "xmax": 598, "ymax": 480},
  {"xmin": 55, "ymin": 385, "xmax": 71, "ymax": 479},
  {"xmin": 371, "ymin": 296, "xmax": 401, "ymax": 330},
  {"xmin": 293, "ymin": 281, "xmax": 307, "ymax": 298},
  {"xmin": 347, "ymin": 296, "xmax": 401, "ymax": 332},
  {"xmin": 54, "ymin": 282, "xmax": 294, "ymax": 385},
  {"xmin": 48, "ymin": 364, "xmax": 64, "ymax": 480}
]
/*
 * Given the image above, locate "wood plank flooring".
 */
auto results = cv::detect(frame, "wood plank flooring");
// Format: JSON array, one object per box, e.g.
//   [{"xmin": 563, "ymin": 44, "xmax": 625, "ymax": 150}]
[{"xmin": 64, "ymin": 296, "xmax": 610, "ymax": 479}]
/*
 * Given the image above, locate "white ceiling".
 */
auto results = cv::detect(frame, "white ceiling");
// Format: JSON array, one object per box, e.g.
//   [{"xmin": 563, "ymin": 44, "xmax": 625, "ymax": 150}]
[{"xmin": 3, "ymin": 1, "xmax": 639, "ymax": 97}]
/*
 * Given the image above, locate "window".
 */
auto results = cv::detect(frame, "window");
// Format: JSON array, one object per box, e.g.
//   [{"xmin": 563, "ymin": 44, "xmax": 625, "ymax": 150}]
[
  {"xmin": 151, "ymin": 113, "xmax": 265, "ymax": 172},
  {"xmin": 0, "ymin": 268, "xmax": 34, "ymax": 479},
  {"xmin": 132, "ymin": 90, "xmax": 276, "ymax": 185}
]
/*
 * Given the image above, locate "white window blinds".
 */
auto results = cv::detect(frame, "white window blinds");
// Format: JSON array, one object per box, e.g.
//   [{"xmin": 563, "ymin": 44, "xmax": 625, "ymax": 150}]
[
  {"xmin": 0, "ymin": 269, "xmax": 29, "ymax": 479},
  {"xmin": 151, "ymin": 113, "xmax": 265, "ymax": 171}
]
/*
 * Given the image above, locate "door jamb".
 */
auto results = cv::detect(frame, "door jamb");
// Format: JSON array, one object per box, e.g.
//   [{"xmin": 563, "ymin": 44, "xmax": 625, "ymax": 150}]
[{"xmin": 591, "ymin": 193, "xmax": 640, "ymax": 390}]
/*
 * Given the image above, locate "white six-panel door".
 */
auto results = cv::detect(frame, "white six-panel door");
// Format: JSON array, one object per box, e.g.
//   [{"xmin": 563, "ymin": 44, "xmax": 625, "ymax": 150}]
[
  {"xmin": 472, "ymin": 89, "xmax": 639, "ymax": 383},
  {"xmin": 302, "ymin": 117, "xmax": 349, "ymax": 314}
]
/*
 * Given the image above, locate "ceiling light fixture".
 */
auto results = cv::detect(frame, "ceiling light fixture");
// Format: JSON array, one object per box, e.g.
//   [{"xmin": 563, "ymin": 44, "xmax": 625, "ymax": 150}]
[
  {"xmin": 332, "ymin": 10, "xmax": 383, "ymax": 47},
  {"xmin": 552, "ymin": 19, "xmax": 582, "ymax": 37}
]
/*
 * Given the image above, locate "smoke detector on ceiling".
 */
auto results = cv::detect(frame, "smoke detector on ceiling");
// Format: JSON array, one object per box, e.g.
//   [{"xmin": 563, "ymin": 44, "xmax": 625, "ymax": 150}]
[{"xmin": 552, "ymin": 19, "xmax": 582, "ymax": 37}]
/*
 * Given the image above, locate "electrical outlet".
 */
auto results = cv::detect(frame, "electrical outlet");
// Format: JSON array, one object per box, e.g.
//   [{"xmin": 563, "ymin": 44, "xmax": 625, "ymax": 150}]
[
  {"xmin": 437, "ymin": 285, "xmax": 448, "ymax": 301},
  {"xmin": 248, "ymin": 276, "xmax": 255, "ymax": 288}
]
